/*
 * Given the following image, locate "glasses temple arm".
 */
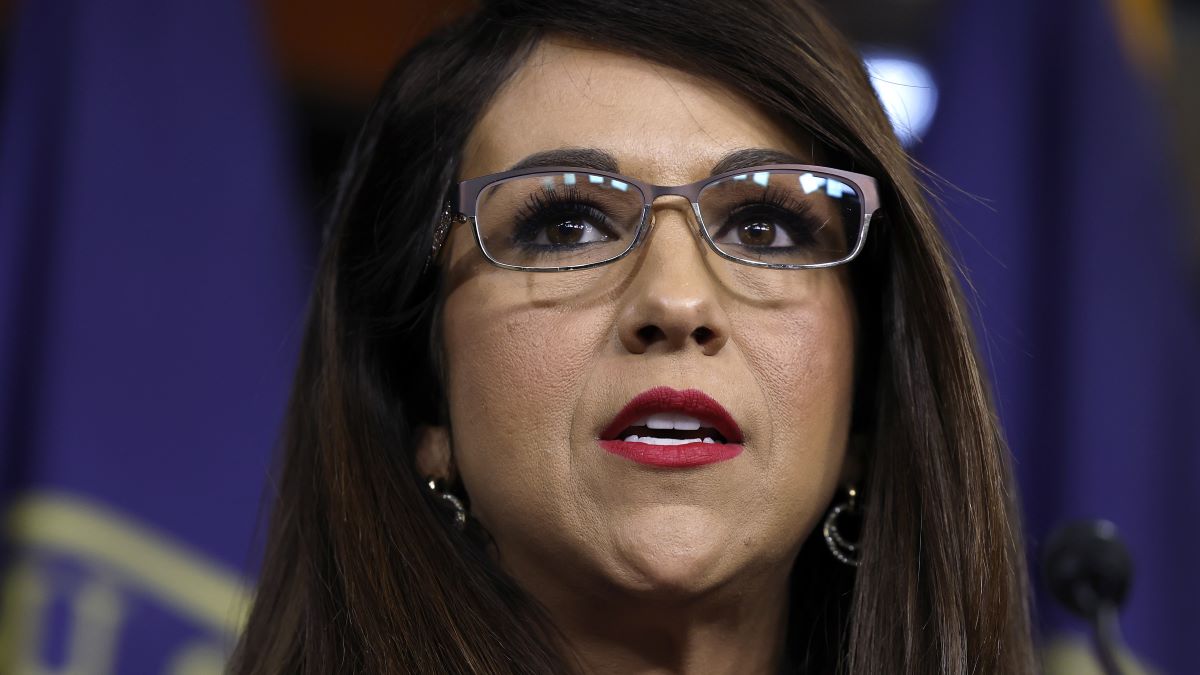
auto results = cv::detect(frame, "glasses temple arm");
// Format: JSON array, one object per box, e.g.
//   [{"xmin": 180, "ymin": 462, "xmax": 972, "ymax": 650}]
[{"xmin": 424, "ymin": 200, "xmax": 468, "ymax": 274}]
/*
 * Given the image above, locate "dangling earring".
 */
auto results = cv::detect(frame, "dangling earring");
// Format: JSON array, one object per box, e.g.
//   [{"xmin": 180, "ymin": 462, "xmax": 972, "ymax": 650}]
[
  {"xmin": 425, "ymin": 477, "xmax": 467, "ymax": 531},
  {"xmin": 823, "ymin": 485, "xmax": 862, "ymax": 567}
]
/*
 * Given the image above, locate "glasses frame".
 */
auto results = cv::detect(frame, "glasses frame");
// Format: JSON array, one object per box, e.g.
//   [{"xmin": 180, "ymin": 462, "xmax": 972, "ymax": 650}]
[{"xmin": 431, "ymin": 163, "xmax": 880, "ymax": 272}]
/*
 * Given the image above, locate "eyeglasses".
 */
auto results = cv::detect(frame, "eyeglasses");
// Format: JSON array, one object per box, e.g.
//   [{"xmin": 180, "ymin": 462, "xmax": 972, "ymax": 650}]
[{"xmin": 431, "ymin": 164, "xmax": 880, "ymax": 272}]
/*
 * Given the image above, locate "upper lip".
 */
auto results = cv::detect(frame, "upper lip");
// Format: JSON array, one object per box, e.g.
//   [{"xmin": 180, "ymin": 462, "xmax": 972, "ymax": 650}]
[{"xmin": 600, "ymin": 386, "xmax": 744, "ymax": 443}]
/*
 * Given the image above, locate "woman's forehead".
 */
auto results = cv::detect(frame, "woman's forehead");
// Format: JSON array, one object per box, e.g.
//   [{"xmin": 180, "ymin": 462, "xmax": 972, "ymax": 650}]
[{"xmin": 460, "ymin": 39, "xmax": 812, "ymax": 184}]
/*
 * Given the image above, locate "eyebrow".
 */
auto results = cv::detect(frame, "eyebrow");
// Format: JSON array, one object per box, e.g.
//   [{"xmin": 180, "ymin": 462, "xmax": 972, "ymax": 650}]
[
  {"xmin": 505, "ymin": 146, "xmax": 810, "ymax": 178},
  {"xmin": 507, "ymin": 148, "xmax": 620, "ymax": 173},
  {"xmin": 709, "ymin": 148, "xmax": 810, "ymax": 175}
]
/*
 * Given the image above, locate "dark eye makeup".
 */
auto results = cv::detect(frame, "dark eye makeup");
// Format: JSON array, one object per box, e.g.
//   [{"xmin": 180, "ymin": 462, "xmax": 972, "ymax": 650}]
[
  {"xmin": 507, "ymin": 183, "xmax": 835, "ymax": 258},
  {"xmin": 510, "ymin": 187, "xmax": 619, "ymax": 252},
  {"xmin": 711, "ymin": 187, "xmax": 825, "ymax": 254}
]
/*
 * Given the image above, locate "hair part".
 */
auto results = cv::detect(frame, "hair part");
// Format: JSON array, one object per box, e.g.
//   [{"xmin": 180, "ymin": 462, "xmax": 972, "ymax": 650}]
[{"xmin": 231, "ymin": 1, "xmax": 1036, "ymax": 673}]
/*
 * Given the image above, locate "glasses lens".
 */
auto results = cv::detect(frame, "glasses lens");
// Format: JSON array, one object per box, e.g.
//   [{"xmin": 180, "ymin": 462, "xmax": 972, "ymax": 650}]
[
  {"xmin": 475, "ymin": 172, "xmax": 645, "ymax": 268},
  {"xmin": 697, "ymin": 170, "xmax": 864, "ymax": 266}
]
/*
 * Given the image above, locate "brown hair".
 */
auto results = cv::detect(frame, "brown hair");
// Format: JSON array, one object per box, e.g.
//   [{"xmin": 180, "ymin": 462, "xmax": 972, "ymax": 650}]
[{"xmin": 230, "ymin": 1, "xmax": 1037, "ymax": 672}]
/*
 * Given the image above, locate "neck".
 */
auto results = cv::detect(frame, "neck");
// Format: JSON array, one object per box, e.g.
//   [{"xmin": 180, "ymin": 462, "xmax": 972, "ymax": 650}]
[{"xmin": 529, "ymin": 567, "xmax": 793, "ymax": 675}]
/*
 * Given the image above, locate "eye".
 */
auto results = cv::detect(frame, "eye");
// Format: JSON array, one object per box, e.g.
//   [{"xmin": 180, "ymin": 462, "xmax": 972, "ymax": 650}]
[
  {"xmin": 720, "ymin": 219, "xmax": 796, "ymax": 248},
  {"xmin": 511, "ymin": 194, "xmax": 617, "ymax": 249},
  {"xmin": 529, "ymin": 213, "xmax": 612, "ymax": 246},
  {"xmin": 712, "ymin": 204, "xmax": 816, "ymax": 250}
]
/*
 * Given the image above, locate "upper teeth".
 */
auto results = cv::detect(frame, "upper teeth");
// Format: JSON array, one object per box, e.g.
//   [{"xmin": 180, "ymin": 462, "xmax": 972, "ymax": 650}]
[{"xmin": 636, "ymin": 413, "xmax": 703, "ymax": 431}]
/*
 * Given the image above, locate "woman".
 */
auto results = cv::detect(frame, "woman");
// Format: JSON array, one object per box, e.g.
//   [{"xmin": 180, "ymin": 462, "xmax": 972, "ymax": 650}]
[{"xmin": 232, "ymin": 0, "xmax": 1037, "ymax": 672}]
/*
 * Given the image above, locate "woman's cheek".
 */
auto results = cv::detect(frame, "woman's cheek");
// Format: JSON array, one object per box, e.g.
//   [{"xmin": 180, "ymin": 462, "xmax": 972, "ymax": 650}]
[
  {"xmin": 439, "ymin": 262, "xmax": 611, "ymax": 450},
  {"xmin": 442, "ymin": 287, "xmax": 605, "ymax": 500},
  {"xmin": 731, "ymin": 289, "xmax": 856, "ymax": 474}
]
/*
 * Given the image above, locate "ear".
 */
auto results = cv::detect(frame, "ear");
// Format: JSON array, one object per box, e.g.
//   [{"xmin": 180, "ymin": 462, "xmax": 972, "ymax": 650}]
[
  {"xmin": 414, "ymin": 425, "xmax": 455, "ymax": 483},
  {"xmin": 838, "ymin": 431, "xmax": 867, "ymax": 488}
]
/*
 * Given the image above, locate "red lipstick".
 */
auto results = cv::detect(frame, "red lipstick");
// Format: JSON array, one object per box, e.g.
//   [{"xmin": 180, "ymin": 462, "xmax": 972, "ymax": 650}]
[{"xmin": 598, "ymin": 386, "xmax": 744, "ymax": 468}]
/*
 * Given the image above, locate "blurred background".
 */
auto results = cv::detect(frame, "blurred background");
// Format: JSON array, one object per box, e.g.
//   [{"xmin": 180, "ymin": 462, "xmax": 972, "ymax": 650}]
[{"xmin": 0, "ymin": 0, "xmax": 1196, "ymax": 673}]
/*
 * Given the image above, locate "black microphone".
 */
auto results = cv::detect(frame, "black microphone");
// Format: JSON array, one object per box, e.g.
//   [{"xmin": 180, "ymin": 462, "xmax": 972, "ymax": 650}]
[{"xmin": 1041, "ymin": 520, "xmax": 1133, "ymax": 675}]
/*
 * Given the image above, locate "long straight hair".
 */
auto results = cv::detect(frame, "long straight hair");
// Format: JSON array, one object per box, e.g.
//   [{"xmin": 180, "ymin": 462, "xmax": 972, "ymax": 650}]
[{"xmin": 231, "ymin": 1, "xmax": 1037, "ymax": 672}]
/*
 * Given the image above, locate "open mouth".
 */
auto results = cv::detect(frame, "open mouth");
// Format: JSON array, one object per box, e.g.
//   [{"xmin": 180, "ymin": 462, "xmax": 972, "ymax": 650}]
[
  {"xmin": 598, "ymin": 387, "xmax": 744, "ymax": 467},
  {"xmin": 613, "ymin": 412, "xmax": 729, "ymax": 446}
]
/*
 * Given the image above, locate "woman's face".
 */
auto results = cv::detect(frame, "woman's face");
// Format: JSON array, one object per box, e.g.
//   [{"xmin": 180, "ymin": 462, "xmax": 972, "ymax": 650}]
[{"xmin": 427, "ymin": 40, "xmax": 857, "ymax": 604}]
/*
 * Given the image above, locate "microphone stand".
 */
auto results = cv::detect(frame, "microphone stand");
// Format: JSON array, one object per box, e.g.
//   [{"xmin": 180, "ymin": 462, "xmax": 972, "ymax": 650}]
[{"xmin": 1091, "ymin": 602, "xmax": 1126, "ymax": 675}]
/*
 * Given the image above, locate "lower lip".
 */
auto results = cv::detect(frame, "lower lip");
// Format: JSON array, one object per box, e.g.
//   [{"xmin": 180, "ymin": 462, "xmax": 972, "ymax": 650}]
[{"xmin": 597, "ymin": 440, "xmax": 743, "ymax": 468}]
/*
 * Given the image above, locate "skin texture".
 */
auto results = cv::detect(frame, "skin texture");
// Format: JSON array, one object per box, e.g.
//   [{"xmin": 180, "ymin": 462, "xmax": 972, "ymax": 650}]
[{"xmin": 418, "ymin": 39, "xmax": 859, "ymax": 675}]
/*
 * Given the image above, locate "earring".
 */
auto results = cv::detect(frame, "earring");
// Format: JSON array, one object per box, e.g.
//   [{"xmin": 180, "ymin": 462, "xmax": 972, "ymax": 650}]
[
  {"xmin": 823, "ymin": 485, "xmax": 862, "ymax": 567},
  {"xmin": 426, "ymin": 477, "xmax": 467, "ymax": 531}
]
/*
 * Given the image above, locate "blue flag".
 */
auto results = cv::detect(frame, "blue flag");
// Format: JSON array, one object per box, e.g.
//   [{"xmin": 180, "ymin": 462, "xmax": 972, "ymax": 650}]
[
  {"xmin": 921, "ymin": 0, "xmax": 1200, "ymax": 672},
  {"xmin": 0, "ymin": 0, "xmax": 309, "ymax": 671}
]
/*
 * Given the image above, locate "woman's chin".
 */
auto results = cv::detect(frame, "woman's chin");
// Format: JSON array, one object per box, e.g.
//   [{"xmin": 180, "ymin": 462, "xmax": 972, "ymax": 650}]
[{"xmin": 602, "ymin": 505, "xmax": 747, "ymax": 598}]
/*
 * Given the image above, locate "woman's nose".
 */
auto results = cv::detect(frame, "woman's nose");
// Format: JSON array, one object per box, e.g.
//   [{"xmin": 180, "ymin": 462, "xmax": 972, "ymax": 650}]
[{"xmin": 616, "ymin": 207, "xmax": 731, "ymax": 356}]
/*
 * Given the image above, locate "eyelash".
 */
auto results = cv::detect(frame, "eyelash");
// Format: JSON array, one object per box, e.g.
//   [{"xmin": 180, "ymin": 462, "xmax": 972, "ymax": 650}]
[
  {"xmin": 719, "ymin": 186, "xmax": 820, "ymax": 247},
  {"xmin": 511, "ymin": 187, "xmax": 614, "ymax": 247},
  {"xmin": 507, "ymin": 182, "xmax": 823, "ymax": 256}
]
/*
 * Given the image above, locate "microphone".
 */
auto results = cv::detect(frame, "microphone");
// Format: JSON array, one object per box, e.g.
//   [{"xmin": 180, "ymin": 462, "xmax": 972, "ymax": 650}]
[{"xmin": 1041, "ymin": 520, "xmax": 1133, "ymax": 675}]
